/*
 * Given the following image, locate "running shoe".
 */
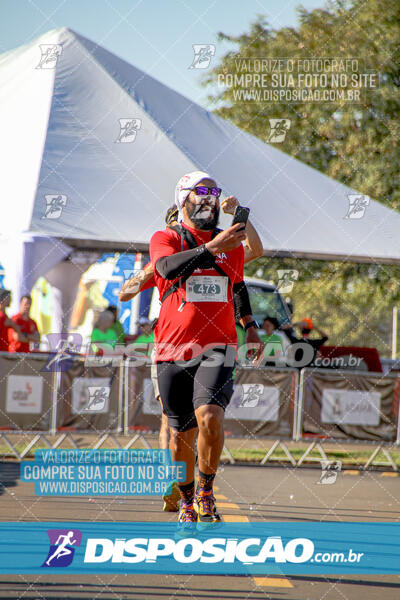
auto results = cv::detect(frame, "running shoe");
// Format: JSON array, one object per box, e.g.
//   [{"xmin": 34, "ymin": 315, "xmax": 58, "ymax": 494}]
[
  {"xmin": 193, "ymin": 489, "xmax": 221, "ymax": 529},
  {"xmin": 176, "ymin": 502, "xmax": 198, "ymax": 537},
  {"xmin": 162, "ymin": 480, "xmax": 180, "ymax": 512}
]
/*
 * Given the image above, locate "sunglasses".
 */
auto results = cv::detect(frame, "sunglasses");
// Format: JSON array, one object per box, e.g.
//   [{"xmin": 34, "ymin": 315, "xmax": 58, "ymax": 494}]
[{"xmin": 182, "ymin": 186, "xmax": 222, "ymax": 198}]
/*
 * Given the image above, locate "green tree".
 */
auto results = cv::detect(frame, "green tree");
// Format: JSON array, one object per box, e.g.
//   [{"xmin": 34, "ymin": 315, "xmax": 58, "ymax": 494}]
[
  {"xmin": 204, "ymin": 0, "xmax": 400, "ymax": 356},
  {"xmin": 205, "ymin": 0, "xmax": 400, "ymax": 208},
  {"xmin": 245, "ymin": 257, "xmax": 399, "ymax": 355}
]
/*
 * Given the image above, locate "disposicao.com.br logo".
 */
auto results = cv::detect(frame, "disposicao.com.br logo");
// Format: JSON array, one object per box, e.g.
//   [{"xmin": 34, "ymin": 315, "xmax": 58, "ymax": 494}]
[
  {"xmin": 0, "ymin": 522, "xmax": 397, "ymax": 575},
  {"xmin": 42, "ymin": 529, "xmax": 82, "ymax": 567},
  {"xmin": 84, "ymin": 535, "xmax": 315, "ymax": 565}
]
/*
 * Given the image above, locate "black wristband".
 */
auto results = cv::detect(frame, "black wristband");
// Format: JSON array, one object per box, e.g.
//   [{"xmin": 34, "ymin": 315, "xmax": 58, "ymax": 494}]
[
  {"xmin": 244, "ymin": 320, "xmax": 259, "ymax": 331},
  {"xmin": 233, "ymin": 281, "xmax": 252, "ymax": 320}
]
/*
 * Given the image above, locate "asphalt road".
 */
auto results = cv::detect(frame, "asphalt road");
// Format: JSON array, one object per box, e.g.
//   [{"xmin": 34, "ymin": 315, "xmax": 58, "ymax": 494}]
[{"xmin": 0, "ymin": 461, "xmax": 399, "ymax": 599}]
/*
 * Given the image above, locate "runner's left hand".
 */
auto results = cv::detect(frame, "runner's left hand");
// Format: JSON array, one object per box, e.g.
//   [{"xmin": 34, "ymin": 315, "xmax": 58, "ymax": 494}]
[{"xmin": 221, "ymin": 196, "xmax": 239, "ymax": 215}]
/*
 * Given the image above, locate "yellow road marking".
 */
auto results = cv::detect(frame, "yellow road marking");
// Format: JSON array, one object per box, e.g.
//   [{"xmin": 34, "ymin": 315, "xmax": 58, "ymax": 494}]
[
  {"xmin": 214, "ymin": 494, "xmax": 228, "ymax": 500},
  {"xmin": 381, "ymin": 472, "xmax": 399, "ymax": 476},
  {"xmin": 343, "ymin": 470, "xmax": 360, "ymax": 475},
  {"xmin": 222, "ymin": 515, "xmax": 249, "ymax": 522},
  {"xmin": 218, "ymin": 502, "xmax": 240, "ymax": 510},
  {"xmin": 253, "ymin": 576, "xmax": 293, "ymax": 588},
  {"xmin": 213, "ymin": 485, "xmax": 220, "ymax": 491}
]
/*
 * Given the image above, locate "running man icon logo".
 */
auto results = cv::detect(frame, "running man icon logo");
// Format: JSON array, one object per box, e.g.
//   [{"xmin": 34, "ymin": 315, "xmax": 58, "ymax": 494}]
[
  {"xmin": 85, "ymin": 386, "xmax": 111, "ymax": 412},
  {"xmin": 121, "ymin": 268, "xmax": 147, "ymax": 296},
  {"xmin": 115, "ymin": 119, "xmax": 142, "ymax": 143},
  {"xmin": 42, "ymin": 333, "xmax": 82, "ymax": 372},
  {"xmin": 239, "ymin": 384, "xmax": 265, "ymax": 407},
  {"xmin": 42, "ymin": 195, "xmax": 67, "ymax": 220},
  {"xmin": 188, "ymin": 44, "xmax": 216, "ymax": 69},
  {"xmin": 344, "ymin": 194, "xmax": 370, "ymax": 219},
  {"xmin": 267, "ymin": 119, "xmax": 291, "ymax": 143},
  {"xmin": 317, "ymin": 461, "xmax": 342, "ymax": 485},
  {"xmin": 36, "ymin": 44, "xmax": 63, "ymax": 69},
  {"xmin": 42, "ymin": 529, "xmax": 82, "ymax": 567},
  {"xmin": 276, "ymin": 269, "xmax": 299, "ymax": 293}
]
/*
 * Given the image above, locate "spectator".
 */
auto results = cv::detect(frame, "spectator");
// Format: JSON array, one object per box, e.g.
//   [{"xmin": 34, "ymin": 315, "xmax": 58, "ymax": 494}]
[
  {"xmin": 260, "ymin": 316, "xmax": 291, "ymax": 354},
  {"xmin": 108, "ymin": 305, "xmax": 125, "ymax": 345},
  {"xmin": 281, "ymin": 318, "xmax": 329, "ymax": 366},
  {"xmin": 134, "ymin": 317, "xmax": 154, "ymax": 346},
  {"xmin": 0, "ymin": 290, "xmax": 24, "ymax": 352},
  {"xmin": 8, "ymin": 295, "xmax": 40, "ymax": 353},
  {"xmin": 91, "ymin": 310, "xmax": 117, "ymax": 353}
]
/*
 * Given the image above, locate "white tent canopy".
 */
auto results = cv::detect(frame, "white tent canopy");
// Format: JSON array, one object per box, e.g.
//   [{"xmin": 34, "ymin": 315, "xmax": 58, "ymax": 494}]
[{"xmin": 1, "ymin": 27, "xmax": 400, "ymax": 265}]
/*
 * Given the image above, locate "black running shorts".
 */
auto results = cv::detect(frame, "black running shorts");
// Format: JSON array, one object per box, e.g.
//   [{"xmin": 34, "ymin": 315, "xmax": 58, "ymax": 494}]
[{"xmin": 156, "ymin": 346, "xmax": 235, "ymax": 432}]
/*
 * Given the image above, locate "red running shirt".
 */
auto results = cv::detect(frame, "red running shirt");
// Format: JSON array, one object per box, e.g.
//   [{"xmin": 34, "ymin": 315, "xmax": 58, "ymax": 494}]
[
  {"xmin": 0, "ymin": 311, "xmax": 9, "ymax": 352},
  {"xmin": 8, "ymin": 313, "xmax": 38, "ymax": 353},
  {"xmin": 150, "ymin": 223, "xmax": 244, "ymax": 361}
]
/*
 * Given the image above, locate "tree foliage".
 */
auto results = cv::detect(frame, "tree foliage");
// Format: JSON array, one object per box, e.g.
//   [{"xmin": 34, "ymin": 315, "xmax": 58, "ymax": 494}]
[{"xmin": 203, "ymin": 0, "xmax": 400, "ymax": 355}]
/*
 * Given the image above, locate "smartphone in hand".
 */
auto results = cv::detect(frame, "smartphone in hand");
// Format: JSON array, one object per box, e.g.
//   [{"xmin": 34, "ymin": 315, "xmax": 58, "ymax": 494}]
[{"xmin": 231, "ymin": 206, "xmax": 250, "ymax": 231}]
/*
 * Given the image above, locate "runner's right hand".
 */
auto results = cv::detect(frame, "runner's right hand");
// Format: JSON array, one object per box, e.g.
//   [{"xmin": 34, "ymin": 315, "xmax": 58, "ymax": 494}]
[{"xmin": 205, "ymin": 223, "xmax": 246, "ymax": 255}]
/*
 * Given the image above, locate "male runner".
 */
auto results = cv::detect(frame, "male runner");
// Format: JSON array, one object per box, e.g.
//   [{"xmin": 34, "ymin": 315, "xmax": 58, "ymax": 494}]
[
  {"xmin": 150, "ymin": 171, "xmax": 262, "ymax": 533},
  {"xmin": 119, "ymin": 198, "xmax": 262, "ymax": 302},
  {"xmin": 119, "ymin": 201, "xmax": 262, "ymax": 513}
]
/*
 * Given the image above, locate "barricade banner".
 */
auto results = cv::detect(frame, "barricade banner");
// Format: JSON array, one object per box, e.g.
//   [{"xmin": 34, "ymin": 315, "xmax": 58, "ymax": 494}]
[
  {"xmin": 224, "ymin": 367, "xmax": 297, "ymax": 436},
  {"xmin": 57, "ymin": 357, "xmax": 122, "ymax": 432},
  {"xmin": 0, "ymin": 352, "xmax": 54, "ymax": 431},
  {"xmin": 299, "ymin": 369, "xmax": 399, "ymax": 441},
  {"xmin": 125, "ymin": 362, "xmax": 297, "ymax": 437}
]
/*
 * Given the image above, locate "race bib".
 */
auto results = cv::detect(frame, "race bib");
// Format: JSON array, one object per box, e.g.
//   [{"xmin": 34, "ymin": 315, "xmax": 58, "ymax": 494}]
[{"xmin": 186, "ymin": 276, "xmax": 228, "ymax": 302}]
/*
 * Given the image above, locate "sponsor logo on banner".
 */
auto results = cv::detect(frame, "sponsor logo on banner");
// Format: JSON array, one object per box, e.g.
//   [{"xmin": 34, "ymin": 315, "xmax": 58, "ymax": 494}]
[
  {"xmin": 321, "ymin": 389, "xmax": 381, "ymax": 425},
  {"xmin": 6, "ymin": 375, "xmax": 43, "ymax": 414},
  {"xmin": 226, "ymin": 385, "xmax": 279, "ymax": 421},
  {"xmin": 72, "ymin": 378, "xmax": 111, "ymax": 414},
  {"xmin": 42, "ymin": 529, "xmax": 82, "ymax": 567}
]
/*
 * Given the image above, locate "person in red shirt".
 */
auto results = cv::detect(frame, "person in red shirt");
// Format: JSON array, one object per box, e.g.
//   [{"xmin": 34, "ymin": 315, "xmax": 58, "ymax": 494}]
[
  {"xmin": 0, "ymin": 289, "xmax": 25, "ymax": 352},
  {"xmin": 119, "ymin": 200, "xmax": 262, "ymax": 302},
  {"xmin": 149, "ymin": 171, "xmax": 262, "ymax": 534},
  {"xmin": 8, "ymin": 295, "xmax": 40, "ymax": 353}
]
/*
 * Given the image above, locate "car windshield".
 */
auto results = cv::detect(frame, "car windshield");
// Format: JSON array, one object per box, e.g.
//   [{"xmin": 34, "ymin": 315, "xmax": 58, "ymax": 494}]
[{"xmin": 245, "ymin": 284, "xmax": 291, "ymax": 326}]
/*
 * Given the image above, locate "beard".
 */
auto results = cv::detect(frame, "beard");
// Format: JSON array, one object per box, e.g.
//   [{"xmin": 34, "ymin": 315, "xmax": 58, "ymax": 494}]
[{"xmin": 185, "ymin": 197, "xmax": 220, "ymax": 230}]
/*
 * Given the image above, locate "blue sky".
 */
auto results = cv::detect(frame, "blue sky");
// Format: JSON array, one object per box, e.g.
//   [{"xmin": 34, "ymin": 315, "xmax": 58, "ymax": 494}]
[{"xmin": 1, "ymin": 0, "xmax": 325, "ymax": 106}]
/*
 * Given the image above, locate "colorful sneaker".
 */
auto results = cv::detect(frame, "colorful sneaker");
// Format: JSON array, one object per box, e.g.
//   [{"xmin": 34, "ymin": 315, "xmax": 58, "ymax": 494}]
[
  {"xmin": 162, "ymin": 481, "xmax": 180, "ymax": 512},
  {"xmin": 176, "ymin": 502, "xmax": 198, "ymax": 538},
  {"xmin": 193, "ymin": 489, "xmax": 221, "ymax": 529}
]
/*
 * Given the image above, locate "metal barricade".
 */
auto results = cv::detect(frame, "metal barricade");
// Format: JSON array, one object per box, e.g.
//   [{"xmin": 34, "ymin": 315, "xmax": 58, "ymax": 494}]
[{"xmin": 295, "ymin": 367, "xmax": 400, "ymax": 470}]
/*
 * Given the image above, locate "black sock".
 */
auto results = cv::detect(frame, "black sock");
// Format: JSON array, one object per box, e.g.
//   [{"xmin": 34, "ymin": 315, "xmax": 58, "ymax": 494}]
[
  {"xmin": 197, "ymin": 470, "xmax": 216, "ymax": 492},
  {"xmin": 178, "ymin": 481, "xmax": 195, "ymax": 505}
]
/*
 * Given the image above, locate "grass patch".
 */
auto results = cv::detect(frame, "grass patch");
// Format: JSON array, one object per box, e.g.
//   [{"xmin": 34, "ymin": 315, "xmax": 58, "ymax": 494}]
[
  {"xmin": 1, "ymin": 444, "xmax": 400, "ymax": 467},
  {"xmin": 225, "ymin": 447, "xmax": 400, "ymax": 466}
]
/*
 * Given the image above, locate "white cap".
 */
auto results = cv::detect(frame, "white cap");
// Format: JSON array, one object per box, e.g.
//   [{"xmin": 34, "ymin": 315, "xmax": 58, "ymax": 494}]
[{"xmin": 175, "ymin": 171, "xmax": 212, "ymax": 222}]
